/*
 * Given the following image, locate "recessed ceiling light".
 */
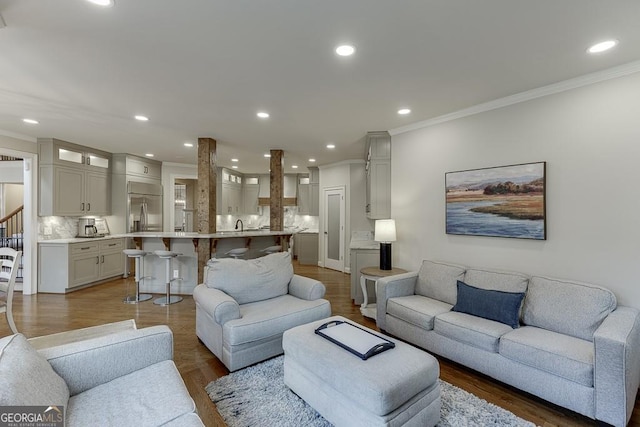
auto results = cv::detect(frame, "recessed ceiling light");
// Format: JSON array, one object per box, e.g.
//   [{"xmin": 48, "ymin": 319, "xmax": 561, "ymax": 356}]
[
  {"xmin": 145, "ymin": 153, "xmax": 154, "ymax": 157},
  {"xmin": 264, "ymin": 154, "xmax": 271, "ymax": 158},
  {"xmin": 335, "ymin": 45, "xmax": 356, "ymax": 56},
  {"xmin": 232, "ymin": 165, "xmax": 238, "ymax": 169},
  {"xmin": 309, "ymin": 158, "xmax": 316, "ymax": 163},
  {"xmin": 326, "ymin": 144, "xmax": 336, "ymax": 149},
  {"xmin": 257, "ymin": 112, "xmax": 270, "ymax": 119},
  {"xmin": 183, "ymin": 142, "xmax": 193, "ymax": 147},
  {"xmin": 587, "ymin": 40, "xmax": 618, "ymax": 54},
  {"xmin": 292, "ymin": 165, "xmax": 299, "ymax": 169},
  {"xmin": 86, "ymin": 0, "xmax": 114, "ymax": 6},
  {"xmin": 231, "ymin": 158, "xmax": 239, "ymax": 162},
  {"xmin": 22, "ymin": 118, "xmax": 39, "ymax": 124},
  {"xmin": 398, "ymin": 108, "xmax": 411, "ymax": 115},
  {"xmin": 134, "ymin": 115, "xmax": 149, "ymax": 121}
]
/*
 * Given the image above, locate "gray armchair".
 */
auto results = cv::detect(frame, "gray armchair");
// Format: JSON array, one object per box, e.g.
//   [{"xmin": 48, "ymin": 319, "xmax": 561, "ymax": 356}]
[{"xmin": 194, "ymin": 252, "xmax": 331, "ymax": 371}]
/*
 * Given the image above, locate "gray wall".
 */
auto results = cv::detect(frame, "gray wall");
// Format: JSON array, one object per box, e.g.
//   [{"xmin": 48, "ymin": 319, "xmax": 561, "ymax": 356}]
[{"xmin": 391, "ymin": 71, "xmax": 640, "ymax": 308}]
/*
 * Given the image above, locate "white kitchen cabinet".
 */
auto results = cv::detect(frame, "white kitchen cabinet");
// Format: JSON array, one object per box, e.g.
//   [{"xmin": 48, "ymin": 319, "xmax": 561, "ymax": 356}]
[
  {"xmin": 69, "ymin": 242, "xmax": 100, "ymax": 287},
  {"xmin": 39, "ymin": 138, "xmax": 110, "ymax": 172},
  {"xmin": 39, "ymin": 138, "xmax": 111, "ymax": 216},
  {"xmin": 217, "ymin": 168, "xmax": 244, "ymax": 214},
  {"xmin": 243, "ymin": 177, "xmax": 260, "ymax": 214},
  {"xmin": 365, "ymin": 131, "xmax": 391, "ymax": 219},
  {"xmin": 40, "ymin": 165, "xmax": 110, "ymax": 216},
  {"xmin": 309, "ymin": 167, "xmax": 319, "ymax": 216},
  {"xmin": 99, "ymin": 239, "xmax": 125, "ymax": 278},
  {"xmin": 39, "ymin": 238, "xmax": 125, "ymax": 293},
  {"xmin": 112, "ymin": 154, "xmax": 162, "ymax": 181},
  {"xmin": 297, "ymin": 175, "xmax": 311, "ymax": 215}
]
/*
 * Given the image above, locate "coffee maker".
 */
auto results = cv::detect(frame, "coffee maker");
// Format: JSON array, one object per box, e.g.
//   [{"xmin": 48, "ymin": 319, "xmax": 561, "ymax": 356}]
[{"xmin": 77, "ymin": 218, "xmax": 99, "ymax": 238}]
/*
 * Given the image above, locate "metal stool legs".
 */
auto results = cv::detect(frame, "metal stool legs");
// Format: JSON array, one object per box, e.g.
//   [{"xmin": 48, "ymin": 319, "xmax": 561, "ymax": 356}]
[
  {"xmin": 153, "ymin": 251, "xmax": 183, "ymax": 306},
  {"xmin": 123, "ymin": 250, "xmax": 153, "ymax": 303}
]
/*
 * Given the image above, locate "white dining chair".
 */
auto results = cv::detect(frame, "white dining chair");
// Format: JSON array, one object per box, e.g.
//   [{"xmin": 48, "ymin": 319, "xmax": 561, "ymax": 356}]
[{"xmin": 0, "ymin": 248, "xmax": 22, "ymax": 334}]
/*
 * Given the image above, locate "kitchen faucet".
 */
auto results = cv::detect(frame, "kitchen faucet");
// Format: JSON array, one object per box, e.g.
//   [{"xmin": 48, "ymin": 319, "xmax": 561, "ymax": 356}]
[{"xmin": 235, "ymin": 219, "xmax": 243, "ymax": 232}]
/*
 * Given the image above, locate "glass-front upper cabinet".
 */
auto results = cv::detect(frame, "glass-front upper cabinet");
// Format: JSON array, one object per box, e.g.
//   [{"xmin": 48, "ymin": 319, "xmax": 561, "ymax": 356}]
[{"xmin": 45, "ymin": 140, "xmax": 110, "ymax": 171}]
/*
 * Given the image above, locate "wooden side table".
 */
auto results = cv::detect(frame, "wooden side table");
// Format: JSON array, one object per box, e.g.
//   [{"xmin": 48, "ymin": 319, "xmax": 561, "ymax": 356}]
[{"xmin": 360, "ymin": 266, "xmax": 407, "ymax": 320}]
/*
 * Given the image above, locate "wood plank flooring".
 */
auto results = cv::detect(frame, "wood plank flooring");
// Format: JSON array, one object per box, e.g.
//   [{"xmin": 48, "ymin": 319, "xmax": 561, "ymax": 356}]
[{"xmin": 2, "ymin": 262, "xmax": 638, "ymax": 427}]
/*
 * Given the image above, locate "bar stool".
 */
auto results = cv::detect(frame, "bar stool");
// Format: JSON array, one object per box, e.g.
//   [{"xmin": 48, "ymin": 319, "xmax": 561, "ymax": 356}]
[
  {"xmin": 261, "ymin": 245, "xmax": 282, "ymax": 255},
  {"xmin": 123, "ymin": 249, "xmax": 153, "ymax": 304},
  {"xmin": 225, "ymin": 247, "xmax": 248, "ymax": 259},
  {"xmin": 153, "ymin": 250, "xmax": 183, "ymax": 306}
]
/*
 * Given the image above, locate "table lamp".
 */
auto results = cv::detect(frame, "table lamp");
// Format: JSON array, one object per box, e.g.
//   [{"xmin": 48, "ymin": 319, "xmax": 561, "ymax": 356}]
[{"xmin": 375, "ymin": 219, "xmax": 396, "ymax": 270}]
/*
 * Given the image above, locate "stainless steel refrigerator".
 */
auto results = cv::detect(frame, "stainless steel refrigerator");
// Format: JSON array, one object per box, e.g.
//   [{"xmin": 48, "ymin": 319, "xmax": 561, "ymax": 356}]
[{"xmin": 127, "ymin": 181, "xmax": 163, "ymax": 232}]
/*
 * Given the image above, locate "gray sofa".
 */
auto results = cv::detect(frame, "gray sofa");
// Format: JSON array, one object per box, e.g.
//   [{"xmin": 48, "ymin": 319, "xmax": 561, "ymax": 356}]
[
  {"xmin": 194, "ymin": 251, "xmax": 331, "ymax": 371},
  {"xmin": 376, "ymin": 260, "xmax": 640, "ymax": 427},
  {"xmin": 0, "ymin": 320, "xmax": 203, "ymax": 426}
]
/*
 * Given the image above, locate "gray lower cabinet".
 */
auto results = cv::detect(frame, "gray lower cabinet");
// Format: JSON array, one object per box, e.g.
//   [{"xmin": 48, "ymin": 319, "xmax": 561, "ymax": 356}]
[
  {"xmin": 295, "ymin": 233, "xmax": 319, "ymax": 265},
  {"xmin": 39, "ymin": 238, "xmax": 125, "ymax": 293},
  {"xmin": 350, "ymin": 247, "xmax": 380, "ymax": 305}
]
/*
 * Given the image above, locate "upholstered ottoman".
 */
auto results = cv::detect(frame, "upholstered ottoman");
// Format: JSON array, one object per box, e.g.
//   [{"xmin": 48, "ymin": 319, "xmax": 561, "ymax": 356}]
[{"xmin": 282, "ymin": 316, "xmax": 441, "ymax": 427}]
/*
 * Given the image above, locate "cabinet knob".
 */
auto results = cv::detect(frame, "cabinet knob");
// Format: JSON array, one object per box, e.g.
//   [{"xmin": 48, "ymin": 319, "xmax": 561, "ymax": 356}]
[
  {"xmin": 81, "ymin": 203, "xmax": 85, "ymax": 211},
  {"xmin": 96, "ymin": 256, "xmax": 99, "ymax": 264}
]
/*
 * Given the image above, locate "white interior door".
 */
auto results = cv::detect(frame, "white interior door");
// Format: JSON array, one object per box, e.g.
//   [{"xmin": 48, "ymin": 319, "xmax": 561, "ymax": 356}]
[{"xmin": 323, "ymin": 187, "xmax": 345, "ymax": 272}]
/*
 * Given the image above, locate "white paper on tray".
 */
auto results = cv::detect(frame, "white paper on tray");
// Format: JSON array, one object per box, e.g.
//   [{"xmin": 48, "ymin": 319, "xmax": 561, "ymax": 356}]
[{"xmin": 319, "ymin": 323, "xmax": 390, "ymax": 355}]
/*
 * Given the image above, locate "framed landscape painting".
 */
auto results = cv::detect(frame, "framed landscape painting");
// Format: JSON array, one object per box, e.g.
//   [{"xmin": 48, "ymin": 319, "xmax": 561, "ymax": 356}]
[{"xmin": 445, "ymin": 162, "xmax": 546, "ymax": 240}]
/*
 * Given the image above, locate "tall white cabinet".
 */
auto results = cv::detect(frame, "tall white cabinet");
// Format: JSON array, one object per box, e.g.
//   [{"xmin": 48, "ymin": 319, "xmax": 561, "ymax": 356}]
[
  {"xmin": 38, "ymin": 138, "xmax": 111, "ymax": 216},
  {"xmin": 365, "ymin": 131, "xmax": 391, "ymax": 219}
]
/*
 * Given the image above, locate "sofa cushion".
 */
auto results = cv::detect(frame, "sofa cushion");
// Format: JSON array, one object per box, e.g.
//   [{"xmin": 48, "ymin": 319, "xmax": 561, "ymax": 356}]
[
  {"xmin": 224, "ymin": 295, "xmax": 331, "ymax": 346},
  {"xmin": 0, "ymin": 334, "xmax": 70, "ymax": 407},
  {"xmin": 463, "ymin": 268, "xmax": 529, "ymax": 293},
  {"xmin": 387, "ymin": 295, "xmax": 453, "ymax": 330},
  {"xmin": 67, "ymin": 360, "xmax": 196, "ymax": 427},
  {"xmin": 452, "ymin": 280, "xmax": 525, "ymax": 328},
  {"xmin": 434, "ymin": 311, "xmax": 513, "ymax": 353},
  {"xmin": 415, "ymin": 260, "xmax": 466, "ymax": 305},
  {"xmin": 499, "ymin": 326, "xmax": 594, "ymax": 387},
  {"xmin": 205, "ymin": 252, "xmax": 293, "ymax": 304},
  {"xmin": 522, "ymin": 276, "xmax": 617, "ymax": 341}
]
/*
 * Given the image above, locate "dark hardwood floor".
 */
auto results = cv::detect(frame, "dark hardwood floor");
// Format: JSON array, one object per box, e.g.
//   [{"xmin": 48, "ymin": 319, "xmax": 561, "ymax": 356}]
[{"xmin": 2, "ymin": 261, "xmax": 638, "ymax": 427}]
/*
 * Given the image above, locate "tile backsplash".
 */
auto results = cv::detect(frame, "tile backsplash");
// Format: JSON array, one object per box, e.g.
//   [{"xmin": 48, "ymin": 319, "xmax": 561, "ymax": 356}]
[
  {"xmin": 39, "ymin": 216, "xmax": 79, "ymax": 240},
  {"xmin": 39, "ymin": 208, "xmax": 319, "ymax": 240}
]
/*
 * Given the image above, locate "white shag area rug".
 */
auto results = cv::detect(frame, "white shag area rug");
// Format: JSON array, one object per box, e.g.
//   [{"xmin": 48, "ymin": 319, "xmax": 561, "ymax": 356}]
[{"xmin": 206, "ymin": 356, "xmax": 536, "ymax": 427}]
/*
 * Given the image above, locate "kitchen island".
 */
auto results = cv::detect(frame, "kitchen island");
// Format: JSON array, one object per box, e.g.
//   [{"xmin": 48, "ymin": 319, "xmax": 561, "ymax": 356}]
[{"xmin": 38, "ymin": 229, "xmax": 298, "ymax": 295}]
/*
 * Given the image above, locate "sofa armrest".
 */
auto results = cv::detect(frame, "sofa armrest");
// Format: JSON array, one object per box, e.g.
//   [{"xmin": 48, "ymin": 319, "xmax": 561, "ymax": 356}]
[
  {"xmin": 288, "ymin": 274, "xmax": 326, "ymax": 301},
  {"xmin": 36, "ymin": 325, "xmax": 174, "ymax": 396},
  {"xmin": 193, "ymin": 284, "xmax": 241, "ymax": 325},
  {"xmin": 593, "ymin": 306, "xmax": 640, "ymax": 427},
  {"xmin": 375, "ymin": 272, "xmax": 418, "ymax": 330}
]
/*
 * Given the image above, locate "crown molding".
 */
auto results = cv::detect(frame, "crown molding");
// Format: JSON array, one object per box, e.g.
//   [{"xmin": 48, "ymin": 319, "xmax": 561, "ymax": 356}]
[
  {"xmin": 389, "ymin": 60, "xmax": 640, "ymax": 136},
  {"xmin": 0, "ymin": 129, "xmax": 37, "ymax": 143}
]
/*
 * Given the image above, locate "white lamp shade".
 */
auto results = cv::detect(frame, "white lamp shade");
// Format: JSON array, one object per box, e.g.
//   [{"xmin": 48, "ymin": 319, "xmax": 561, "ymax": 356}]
[{"xmin": 375, "ymin": 219, "xmax": 396, "ymax": 242}]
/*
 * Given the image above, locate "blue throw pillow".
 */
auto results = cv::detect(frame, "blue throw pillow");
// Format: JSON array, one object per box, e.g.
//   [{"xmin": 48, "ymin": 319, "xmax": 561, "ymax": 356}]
[{"xmin": 452, "ymin": 280, "xmax": 525, "ymax": 328}]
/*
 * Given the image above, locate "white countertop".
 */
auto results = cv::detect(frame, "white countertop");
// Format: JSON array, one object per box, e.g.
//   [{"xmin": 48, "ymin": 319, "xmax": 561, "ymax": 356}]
[{"xmin": 39, "ymin": 229, "xmax": 300, "ymax": 244}]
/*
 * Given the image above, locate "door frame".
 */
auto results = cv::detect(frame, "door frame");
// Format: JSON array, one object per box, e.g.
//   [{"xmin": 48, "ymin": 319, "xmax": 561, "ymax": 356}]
[
  {"xmin": 0, "ymin": 146, "xmax": 37, "ymax": 294},
  {"xmin": 322, "ymin": 186, "xmax": 345, "ymax": 272}
]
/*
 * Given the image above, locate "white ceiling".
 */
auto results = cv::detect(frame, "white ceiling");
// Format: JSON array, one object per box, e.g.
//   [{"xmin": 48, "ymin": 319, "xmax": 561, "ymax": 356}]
[{"xmin": 1, "ymin": 0, "xmax": 639, "ymax": 173}]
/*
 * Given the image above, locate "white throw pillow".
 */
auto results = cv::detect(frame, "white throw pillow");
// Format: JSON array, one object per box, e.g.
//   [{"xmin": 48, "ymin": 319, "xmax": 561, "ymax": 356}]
[
  {"xmin": 205, "ymin": 252, "xmax": 293, "ymax": 304},
  {"xmin": 0, "ymin": 334, "xmax": 70, "ymax": 406}
]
